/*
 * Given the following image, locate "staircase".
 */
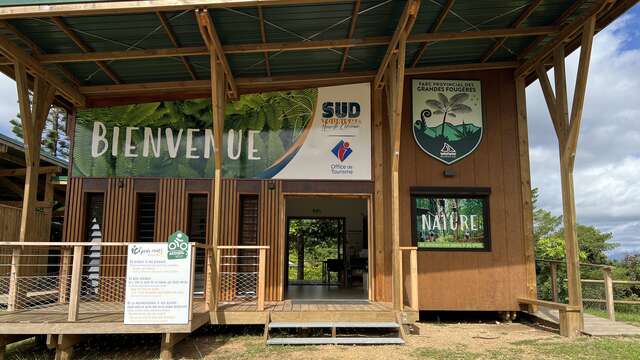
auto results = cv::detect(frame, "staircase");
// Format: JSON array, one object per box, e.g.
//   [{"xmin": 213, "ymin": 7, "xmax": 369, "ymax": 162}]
[{"xmin": 265, "ymin": 320, "xmax": 406, "ymax": 345}]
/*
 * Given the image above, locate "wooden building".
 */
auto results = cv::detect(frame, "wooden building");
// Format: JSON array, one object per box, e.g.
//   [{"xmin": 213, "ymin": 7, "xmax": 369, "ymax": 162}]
[{"xmin": 0, "ymin": 0, "xmax": 636, "ymax": 359}]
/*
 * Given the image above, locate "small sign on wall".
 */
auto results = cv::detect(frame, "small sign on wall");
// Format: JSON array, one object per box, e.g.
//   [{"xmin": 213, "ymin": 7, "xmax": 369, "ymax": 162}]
[
  {"xmin": 124, "ymin": 242, "xmax": 192, "ymax": 325},
  {"xmin": 411, "ymin": 188, "xmax": 491, "ymax": 251},
  {"xmin": 412, "ymin": 79, "xmax": 483, "ymax": 165}
]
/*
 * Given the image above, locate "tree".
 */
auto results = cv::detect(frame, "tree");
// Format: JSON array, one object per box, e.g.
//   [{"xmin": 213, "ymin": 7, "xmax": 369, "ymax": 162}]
[
  {"xmin": 10, "ymin": 105, "xmax": 69, "ymax": 160},
  {"xmin": 424, "ymin": 92, "xmax": 472, "ymax": 137}
]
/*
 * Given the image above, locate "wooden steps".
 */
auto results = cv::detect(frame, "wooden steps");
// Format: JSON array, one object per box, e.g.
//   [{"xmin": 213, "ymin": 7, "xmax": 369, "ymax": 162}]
[
  {"xmin": 265, "ymin": 320, "xmax": 405, "ymax": 346},
  {"xmin": 267, "ymin": 337, "xmax": 405, "ymax": 345}
]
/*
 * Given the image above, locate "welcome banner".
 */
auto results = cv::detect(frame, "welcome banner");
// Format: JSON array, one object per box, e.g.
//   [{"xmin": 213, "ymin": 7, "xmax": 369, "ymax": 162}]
[{"xmin": 73, "ymin": 83, "xmax": 371, "ymax": 180}]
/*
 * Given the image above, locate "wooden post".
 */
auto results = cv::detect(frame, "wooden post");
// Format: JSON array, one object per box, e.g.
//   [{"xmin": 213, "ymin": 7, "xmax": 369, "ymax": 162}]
[
  {"xmin": 257, "ymin": 247, "xmax": 266, "ymax": 311},
  {"xmin": 603, "ymin": 267, "xmax": 615, "ymax": 321},
  {"xmin": 67, "ymin": 245, "xmax": 83, "ymax": 321},
  {"xmin": 205, "ymin": 248, "xmax": 214, "ymax": 311},
  {"xmin": 515, "ymin": 76, "xmax": 537, "ymax": 300},
  {"xmin": 58, "ymin": 247, "xmax": 72, "ymax": 303},
  {"xmin": 15, "ymin": 64, "xmax": 56, "ymax": 244},
  {"xmin": 198, "ymin": 13, "xmax": 227, "ymax": 315},
  {"xmin": 7, "ymin": 248, "xmax": 20, "ymax": 311},
  {"xmin": 409, "ymin": 248, "xmax": 419, "ymax": 310},
  {"xmin": 534, "ymin": 16, "xmax": 596, "ymax": 334},
  {"xmin": 188, "ymin": 244, "xmax": 196, "ymax": 322},
  {"xmin": 550, "ymin": 262, "xmax": 559, "ymax": 303}
]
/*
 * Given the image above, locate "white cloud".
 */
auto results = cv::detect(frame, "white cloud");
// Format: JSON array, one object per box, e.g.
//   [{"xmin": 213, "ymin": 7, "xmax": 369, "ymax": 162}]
[
  {"xmin": 0, "ymin": 73, "xmax": 18, "ymax": 137},
  {"xmin": 528, "ymin": 10, "xmax": 640, "ymax": 258}
]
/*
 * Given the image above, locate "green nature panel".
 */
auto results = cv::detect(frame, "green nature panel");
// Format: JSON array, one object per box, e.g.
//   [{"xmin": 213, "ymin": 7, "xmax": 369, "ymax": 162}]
[
  {"xmin": 414, "ymin": 196, "xmax": 487, "ymax": 250},
  {"xmin": 73, "ymin": 88, "xmax": 317, "ymax": 179}
]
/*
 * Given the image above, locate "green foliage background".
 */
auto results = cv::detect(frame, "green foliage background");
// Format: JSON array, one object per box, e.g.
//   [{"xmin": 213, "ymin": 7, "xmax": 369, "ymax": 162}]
[{"xmin": 73, "ymin": 88, "xmax": 317, "ymax": 178}]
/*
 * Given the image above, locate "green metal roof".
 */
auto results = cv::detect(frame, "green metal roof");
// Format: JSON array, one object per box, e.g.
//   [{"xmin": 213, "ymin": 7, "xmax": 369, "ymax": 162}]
[{"xmin": 0, "ymin": 0, "xmax": 633, "ymax": 105}]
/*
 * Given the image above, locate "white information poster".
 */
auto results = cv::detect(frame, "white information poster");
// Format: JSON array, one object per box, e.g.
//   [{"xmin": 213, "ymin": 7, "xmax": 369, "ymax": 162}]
[{"xmin": 124, "ymin": 243, "xmax": 192, "ymax": 325}]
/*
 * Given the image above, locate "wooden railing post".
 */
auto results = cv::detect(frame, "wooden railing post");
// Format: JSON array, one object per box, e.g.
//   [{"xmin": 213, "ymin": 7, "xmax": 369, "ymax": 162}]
[
  {"xmin": 7, "ymin": 248, "xmax": 21, "ymax": 311},
  {"xmin": 58, "ymin": 247, "xmax": 72, "ymax": 303},
  {"xmin": 602, "ymin": 266, "xmax": 615, "ymax": 321},
  {"xmin": 257, "ymin": 247, "xmax": 266, "ymax": 311},
  {"xmin": 409, "ymin": 248, "xmax": 419, "ymax": 310},
  {"xmin": 205, "ymin": 248, "xmax": 214, "ymax": 311},
  {"xmin": 67, "ymin": 245, "xmax": 83, "ymax": 321},
  {"xmin": 550, "ymin": 262, "xmax": 558, "ymax": 303}
]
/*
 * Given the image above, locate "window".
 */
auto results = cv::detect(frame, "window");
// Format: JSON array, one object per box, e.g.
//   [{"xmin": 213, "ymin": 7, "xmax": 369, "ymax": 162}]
[
  {"xmin": 238, "ymin": 195, "xmax": 259, "ymax": 273},
  {"xmin": 136, "ymin": 193, "xmax": 156, "ymax": 242},
  {"xmin": 411, "ymin": 187, "xmax": 491, "ymax": 251},
  {"xmin": 188, "ymin": 194, "xmax": 208, "ymax": 244}
]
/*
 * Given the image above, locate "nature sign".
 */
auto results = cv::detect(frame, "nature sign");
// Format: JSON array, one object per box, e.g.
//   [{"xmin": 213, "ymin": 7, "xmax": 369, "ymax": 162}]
[
  {"xmin": 72, "ymin": 83, "xmax": 371, "ymax": 180},
  {"xmin": 167, "ymin": 230, "xmax": 189, "ymax": 260},
  {"xmin": 412, "ymin": 79, "xmax": 483, "ymax": 164},
  {"xmin": 412, "ymin": 194, "xmax": 490, "ymax": 250}
]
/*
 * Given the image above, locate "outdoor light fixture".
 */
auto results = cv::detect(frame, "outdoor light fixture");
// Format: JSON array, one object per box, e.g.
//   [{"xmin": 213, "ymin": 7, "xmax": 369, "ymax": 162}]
[
  {"xmin": 443, "ymin": 169, "xmax": 457, "ymax": 178},
  {"xmin": 267, "ymin": 180, "xmax": 276, "ymax": 190}
]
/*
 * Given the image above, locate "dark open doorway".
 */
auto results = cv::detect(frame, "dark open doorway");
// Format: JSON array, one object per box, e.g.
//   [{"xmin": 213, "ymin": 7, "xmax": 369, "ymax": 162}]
[{"xmin": 285, "ymin": 197, "xmax": 369, "ymax": 302}]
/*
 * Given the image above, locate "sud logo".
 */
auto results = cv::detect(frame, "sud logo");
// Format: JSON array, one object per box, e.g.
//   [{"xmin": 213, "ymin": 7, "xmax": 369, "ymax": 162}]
[{"xmin": 331, "ymin": 140, "xmax": 353, "ymax": 162}]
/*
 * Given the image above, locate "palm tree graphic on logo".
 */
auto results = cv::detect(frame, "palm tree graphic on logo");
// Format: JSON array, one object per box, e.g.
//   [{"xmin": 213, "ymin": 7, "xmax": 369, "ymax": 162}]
[{"xmin": 425, "ymin": 93, "xmax": 473, "ymax": 137}]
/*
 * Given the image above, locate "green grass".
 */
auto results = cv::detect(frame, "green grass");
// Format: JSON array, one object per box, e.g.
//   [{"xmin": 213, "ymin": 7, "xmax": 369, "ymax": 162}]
[{"xmin": 585, "ymin": 308, "xmax": 640, "ymax": 327}]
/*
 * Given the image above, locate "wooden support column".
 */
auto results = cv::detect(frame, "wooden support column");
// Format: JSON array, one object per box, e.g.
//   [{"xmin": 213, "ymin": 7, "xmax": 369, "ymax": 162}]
[
  {"xmin": 198, "ymin": 9, "xmax": 227, "ymax": 316},
  {"xmin": 550, "ymin": 262, "xmax": 559, "ymax": 303},
  {"xmin": 533, "ymin": 16, "xmax": 596, "ymax": 336},
  {"xmin": 15, "ymin": 63, "xmax": 55, "ymax": 243},
  {"xmin": 515, "ymin": 76, "xmax": 537, "ymax": 301},
  {"xmin": 372, "ymin": 87, "xmax": 386, "ymax": 301},
  {"xmin": 160, "ymin": 333, "xmax": 188, "ymax": 360}
]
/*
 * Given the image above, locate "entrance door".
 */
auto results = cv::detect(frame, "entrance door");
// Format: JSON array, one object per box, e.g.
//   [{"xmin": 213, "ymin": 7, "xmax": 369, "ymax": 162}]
[{"xmin": 284, "ymin": 197, "xmax": 369, "ymax": 301}]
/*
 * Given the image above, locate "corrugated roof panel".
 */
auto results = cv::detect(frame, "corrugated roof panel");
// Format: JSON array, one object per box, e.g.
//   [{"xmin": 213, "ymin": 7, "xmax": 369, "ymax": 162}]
[
  {"xmin": 210, "ymin": 8, "xmax": 263, "ymax": 45},
  {"xmin": 266, "ymin": 49, "xmax": 343, "ymax": 75},
  {"xmin": 106, "ymin": 58, "xmax": 194, "ymax": 84},
  {"xmin": 412, "ymin": 38, "xmax": 496, "ymax": 66},
  {"xmin": 341, "ymin": 45, "xmax": 385, "ymax": 72}
]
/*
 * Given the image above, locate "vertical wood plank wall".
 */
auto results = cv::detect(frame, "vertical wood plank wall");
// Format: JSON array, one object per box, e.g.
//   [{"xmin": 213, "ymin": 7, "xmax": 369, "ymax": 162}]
[
  {"xmin": 155, "ymin": 179, "xmax": 188, "ymax": 242},
  {"xmin": 259, "ymin": 181, "xmax": 283, "ymax": 301},
  {"xmin": 398, "ymin": 69, "xmax": 529, "ymax": 311}
]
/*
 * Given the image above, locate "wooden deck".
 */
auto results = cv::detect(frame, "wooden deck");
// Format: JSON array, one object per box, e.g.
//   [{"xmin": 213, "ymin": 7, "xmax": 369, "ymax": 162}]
[
  {"xmin": 0, "ymin": 301, "xmax": 210, "ymax": 335},
  {"xmin": 214, "ymin": 300, "xmax": 418, "ymax": 325},
  {"xmin": 533, "ymin": 308, "xmax": 640, "ymax": 336}
]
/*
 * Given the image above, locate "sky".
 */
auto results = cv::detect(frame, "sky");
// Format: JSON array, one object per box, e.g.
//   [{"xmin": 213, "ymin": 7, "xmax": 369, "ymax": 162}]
[{"xmin": 0, "ymin": 4, "xmax": 638, "ymax": 258}]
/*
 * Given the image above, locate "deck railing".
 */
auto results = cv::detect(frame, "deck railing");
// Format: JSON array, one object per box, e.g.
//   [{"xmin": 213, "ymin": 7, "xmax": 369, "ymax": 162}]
[
  {"xmin": 537, "ymin": 259, "xmax": 640, "ymax": 322},
  {"xmin": 399, "ymin": 246, "xmax": 419, "ymax": 311},
  {"xmin": 216, "ymin": 245, "xmax": 268, "ymax": 311},
  {"xmin": 0, "ymin": 242, "xmax": 211, "ymax": 322}
]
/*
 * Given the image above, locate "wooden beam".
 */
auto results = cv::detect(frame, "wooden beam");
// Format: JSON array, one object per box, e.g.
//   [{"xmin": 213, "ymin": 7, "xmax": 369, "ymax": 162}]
[
  {"xmin": 51, "ymin": 17, "xmax": 121, "ymax": 84},
  {"xmin": 80, "ymin": 62, "xmax": 518, "ymax": 103},
  {"xmin": 196, "ymin": 8, "xmax": 238, "ymax": 99},
  {"xmin": 0, "ymin": 166, "xmax": 62, "ymax": 177},
  {"xmin": 375, "ymin": 0, "xmax": 420, "ymax": 88},
  {"xmin": 411, "ymin": 0, "xmax": 455, "ymax": 67},
  {"xmin": 515, "ymin": 0, "xmax": 607, "ymax": 78},
  {"xmin": 535, "ymin": 63, "xmax": 562, "ymax": 136},
  {"xmin": 11, "ymin": 26, "xmax": 559, "ymax": 66},
  {"xmin": 0, "ymin": 0, "xmax": 355, "ymax": 19},
  {"xmin": 339, "ymin": 0, "xmax": 361, "ymax": 72},
  {"xmin": 566, "ymin": 17, "xmax": 596, "ymax": 167},
  {"xmin": 481, "ymin": 0, "xmax": 543, "ymax": 63},
  {"xmin": 0, "ymin": 34, "xmax": 84, "ymax": 106},
  {"xmin": 257, "ymin": 6, "xmax": 271, "ymax": 77},
  {"xmin": 157, "ymin": 11, "xmax": 198, "ymax": 80}
]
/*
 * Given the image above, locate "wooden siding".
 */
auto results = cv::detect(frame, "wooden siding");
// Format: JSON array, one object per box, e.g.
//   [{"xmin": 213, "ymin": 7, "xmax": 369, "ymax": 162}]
[
  {"xmin": 259, "ymin": 180, "xmax": 283, "ymax": 302},
  {"xmin": 398, "ymin": 69, "xmax": 529, "ymax": 311}
]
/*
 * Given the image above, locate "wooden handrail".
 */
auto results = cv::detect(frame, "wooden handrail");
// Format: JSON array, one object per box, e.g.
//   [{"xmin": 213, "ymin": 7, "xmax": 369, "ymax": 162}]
[
  {"xmin": 0, "ymin": 241, "xmax": 214, "ymax": 248},
  {"xmin": 536, "ymin": 258, "xmax": 614, "ymax": 269},
  {"xmin": 518, "ymin": 297, "xmax": 581, "ymax": 311}
]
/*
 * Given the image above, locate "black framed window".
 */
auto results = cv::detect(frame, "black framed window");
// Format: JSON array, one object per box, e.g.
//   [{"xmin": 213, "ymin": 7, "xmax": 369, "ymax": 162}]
[
  {"xmin": 411, "ymin": 187, "xmax": 491, "ymax": 251},
  {"xmin": 136, "ymin": 193, "xmax": 157, "ymax": 242}
]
